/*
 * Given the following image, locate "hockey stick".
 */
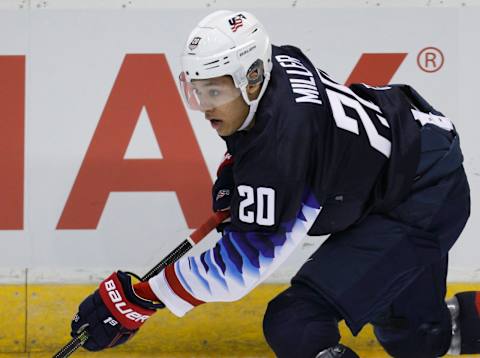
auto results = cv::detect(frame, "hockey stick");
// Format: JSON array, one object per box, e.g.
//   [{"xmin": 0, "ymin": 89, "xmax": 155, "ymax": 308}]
[{"xmin": 52, "ymin": 210, "xmax": 230, "ymax": 358}]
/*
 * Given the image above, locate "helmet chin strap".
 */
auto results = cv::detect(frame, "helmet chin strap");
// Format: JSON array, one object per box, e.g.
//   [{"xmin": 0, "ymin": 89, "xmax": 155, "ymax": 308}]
[
  {"xmin": 237, "ymin": 100, "xmax": 258, "ymax": 131},
  {"xmin": 237, "ymin": 72, "xmax": 271, "ymax": 131}
]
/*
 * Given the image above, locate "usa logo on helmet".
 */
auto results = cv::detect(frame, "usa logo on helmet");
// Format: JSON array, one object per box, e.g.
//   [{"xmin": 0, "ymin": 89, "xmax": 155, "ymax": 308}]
[{"xmin": 229, "ymin": 14, "xmax": 246, "ymax": 32}]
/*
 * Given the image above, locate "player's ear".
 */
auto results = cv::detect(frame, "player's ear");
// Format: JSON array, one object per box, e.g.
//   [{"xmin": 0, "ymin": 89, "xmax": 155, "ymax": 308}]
[
  {"xmin": 245, "ymin": 59, "xmax": 265, "ymax": 101},
  {"xmin": 246, "ymin": 82, "xmax": 262, "ymax": 101}
]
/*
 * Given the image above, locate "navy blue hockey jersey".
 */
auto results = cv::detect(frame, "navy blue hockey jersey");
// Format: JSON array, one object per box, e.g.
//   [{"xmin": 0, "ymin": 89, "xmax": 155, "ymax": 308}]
[{"xmin": 149, "ymin": 45, "xmax": 450, "ymax": 316}]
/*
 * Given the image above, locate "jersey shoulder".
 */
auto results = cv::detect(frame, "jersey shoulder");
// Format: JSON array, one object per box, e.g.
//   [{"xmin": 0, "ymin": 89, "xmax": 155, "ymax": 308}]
[{"xmin": 258, "ymin": 45, "xmax": 328, "ymax": 132}]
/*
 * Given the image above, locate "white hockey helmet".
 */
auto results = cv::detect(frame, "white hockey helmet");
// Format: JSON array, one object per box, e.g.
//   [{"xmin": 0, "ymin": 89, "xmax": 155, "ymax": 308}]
[{"xmin": 180, "ymin": 10, "xmax": 272, "ymax": 131}]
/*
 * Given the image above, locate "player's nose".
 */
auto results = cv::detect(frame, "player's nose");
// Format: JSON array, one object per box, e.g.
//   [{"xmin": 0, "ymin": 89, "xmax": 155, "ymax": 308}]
[{"xmin": 204, "ymin": 109, "xmax": 215, "ymax": 119}]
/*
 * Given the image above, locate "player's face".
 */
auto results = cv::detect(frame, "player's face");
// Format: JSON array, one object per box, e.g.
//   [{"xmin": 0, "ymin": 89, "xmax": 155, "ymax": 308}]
[{"xmin": 190, "ymin": 76, "xmax": 249, "ymax": 136}]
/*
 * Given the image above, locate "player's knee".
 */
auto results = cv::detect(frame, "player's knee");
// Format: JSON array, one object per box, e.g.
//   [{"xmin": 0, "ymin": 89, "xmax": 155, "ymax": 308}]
[
  {"xmin": 262, "ymin": 292, "xmax": 301, "ymax": 356},
  {"xmin": 263, "ymin": 296, "xmax": 283, "ymax": 351},
  {"xmin": 374, "ymin": 318, "xmax": 451, "ymax": 358},
  {"xmin": 263, "ymin": 288, "xmax": 340, "ymax": 358}
]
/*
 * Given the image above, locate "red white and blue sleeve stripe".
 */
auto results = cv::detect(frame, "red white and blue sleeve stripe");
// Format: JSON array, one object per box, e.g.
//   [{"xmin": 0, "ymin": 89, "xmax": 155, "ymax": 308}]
[{"xmin": 149, "ymin": 193, "xmax": 322, "ymax": 317}]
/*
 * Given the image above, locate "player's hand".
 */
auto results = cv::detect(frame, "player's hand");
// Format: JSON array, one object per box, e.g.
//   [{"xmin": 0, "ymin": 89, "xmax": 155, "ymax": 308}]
[
  {"xmin": 212, "ymin": 152, "xmax": 234, "ymax": 232},
  {"xmin": 70, "ymin": 271, "xmax": 164, "ymax": 351},
  {"xmin": 213, "ymin": 152, "xmax": 234, "ymax": 212}
]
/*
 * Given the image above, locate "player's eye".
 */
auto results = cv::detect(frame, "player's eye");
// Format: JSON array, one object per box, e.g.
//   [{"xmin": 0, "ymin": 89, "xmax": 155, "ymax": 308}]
[{"xmin": 209, "ymin": 89, "xmax": 220, "ymax": 97}]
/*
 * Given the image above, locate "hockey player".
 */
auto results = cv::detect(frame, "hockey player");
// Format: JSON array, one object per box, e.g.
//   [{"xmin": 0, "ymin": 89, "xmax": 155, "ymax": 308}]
[{"xmin": 71, "ymin": 10, "xmax": 477, "ymax": 357}]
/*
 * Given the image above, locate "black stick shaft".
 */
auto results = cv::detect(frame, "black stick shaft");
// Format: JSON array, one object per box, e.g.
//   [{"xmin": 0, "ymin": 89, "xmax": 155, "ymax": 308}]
[{"xmin": 141, "ymin": 239, "xmax": 193, "ymax": 281}]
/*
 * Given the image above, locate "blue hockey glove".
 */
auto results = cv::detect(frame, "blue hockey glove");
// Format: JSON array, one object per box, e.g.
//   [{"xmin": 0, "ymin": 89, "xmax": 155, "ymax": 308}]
[
  {"xmin": 212, "ymin": 152, "xmax": 234, "ymax": 232},
  {"xmin": 212, "ymin": 152, "xmax": 234, "ymax": 212},
  {"xmin": 71, "ymin": 271, "xmax": 164, "ymax": 351}
]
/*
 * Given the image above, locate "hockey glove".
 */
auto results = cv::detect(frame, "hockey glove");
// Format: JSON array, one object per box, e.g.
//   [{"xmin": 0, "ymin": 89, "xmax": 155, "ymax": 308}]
[
  {"xmin": 71, "ymin": 271, "xmax": 164, "ymax": 351},
  {"xmin": 212, "ymin": 152, "xmax": 234, "ymax": 232}
]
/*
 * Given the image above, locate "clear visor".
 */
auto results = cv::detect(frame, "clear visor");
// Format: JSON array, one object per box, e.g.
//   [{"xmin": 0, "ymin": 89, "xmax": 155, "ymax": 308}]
[{"xmin": 179, "ymin": 72, "xmax": 243, "ymax": 112}]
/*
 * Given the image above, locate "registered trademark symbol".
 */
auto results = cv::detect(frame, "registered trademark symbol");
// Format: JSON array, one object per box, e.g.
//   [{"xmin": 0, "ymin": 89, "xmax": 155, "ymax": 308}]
[{"xmin": 417, "ymin": 47, "xmax": 444, "ymax": 73}]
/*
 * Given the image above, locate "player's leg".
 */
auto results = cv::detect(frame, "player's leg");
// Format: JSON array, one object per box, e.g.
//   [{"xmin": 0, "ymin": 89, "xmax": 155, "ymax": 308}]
[
  {"xmin": 372, "ymin": 266, "xmax": 480, "ymax": 357},
  {"xmin": 371, "ymin": 125, "xmax": 471, "ymax": 357},
  {"xmin": 288, "ymin": 167, "xmax": 469, "ymax": 357},
  {"xmin": 371, "ymin": 257, "xmax": 452, "ymax": 358},
  {"xmin": 264, "ymin": 206, "xmax": 428, "ymax": 358},
  {"xmin": 263, "ymin": 282, "xmax": 359, "ymax": 357}
]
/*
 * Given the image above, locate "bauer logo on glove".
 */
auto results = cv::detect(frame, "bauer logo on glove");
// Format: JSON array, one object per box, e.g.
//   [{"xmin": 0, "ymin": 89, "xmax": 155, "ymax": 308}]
[
  {"xmin": 100, "ymin": 275, "xmax": 152, "ymax": 328},
  {"xmin": 70, "ymin": 271, "xmax": 164, "ymax": 351}
]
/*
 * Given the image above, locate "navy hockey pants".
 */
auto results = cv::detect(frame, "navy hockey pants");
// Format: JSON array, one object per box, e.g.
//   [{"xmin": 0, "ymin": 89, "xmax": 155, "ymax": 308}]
[{"xmin": 263, "ymin": 124, "xmax": 471, "ymax": 357}]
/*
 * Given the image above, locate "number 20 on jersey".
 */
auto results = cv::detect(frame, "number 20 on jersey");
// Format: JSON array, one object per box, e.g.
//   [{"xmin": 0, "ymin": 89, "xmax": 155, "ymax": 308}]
[{"xmin": 238, "ymin": 185, "xmax": 275, "ymax": 226}]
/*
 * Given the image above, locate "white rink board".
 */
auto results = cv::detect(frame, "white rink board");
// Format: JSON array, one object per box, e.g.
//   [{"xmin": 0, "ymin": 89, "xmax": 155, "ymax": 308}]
[{"xmin": 0, "ymin": 3, "xmax": 479, "ymax": 283}]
